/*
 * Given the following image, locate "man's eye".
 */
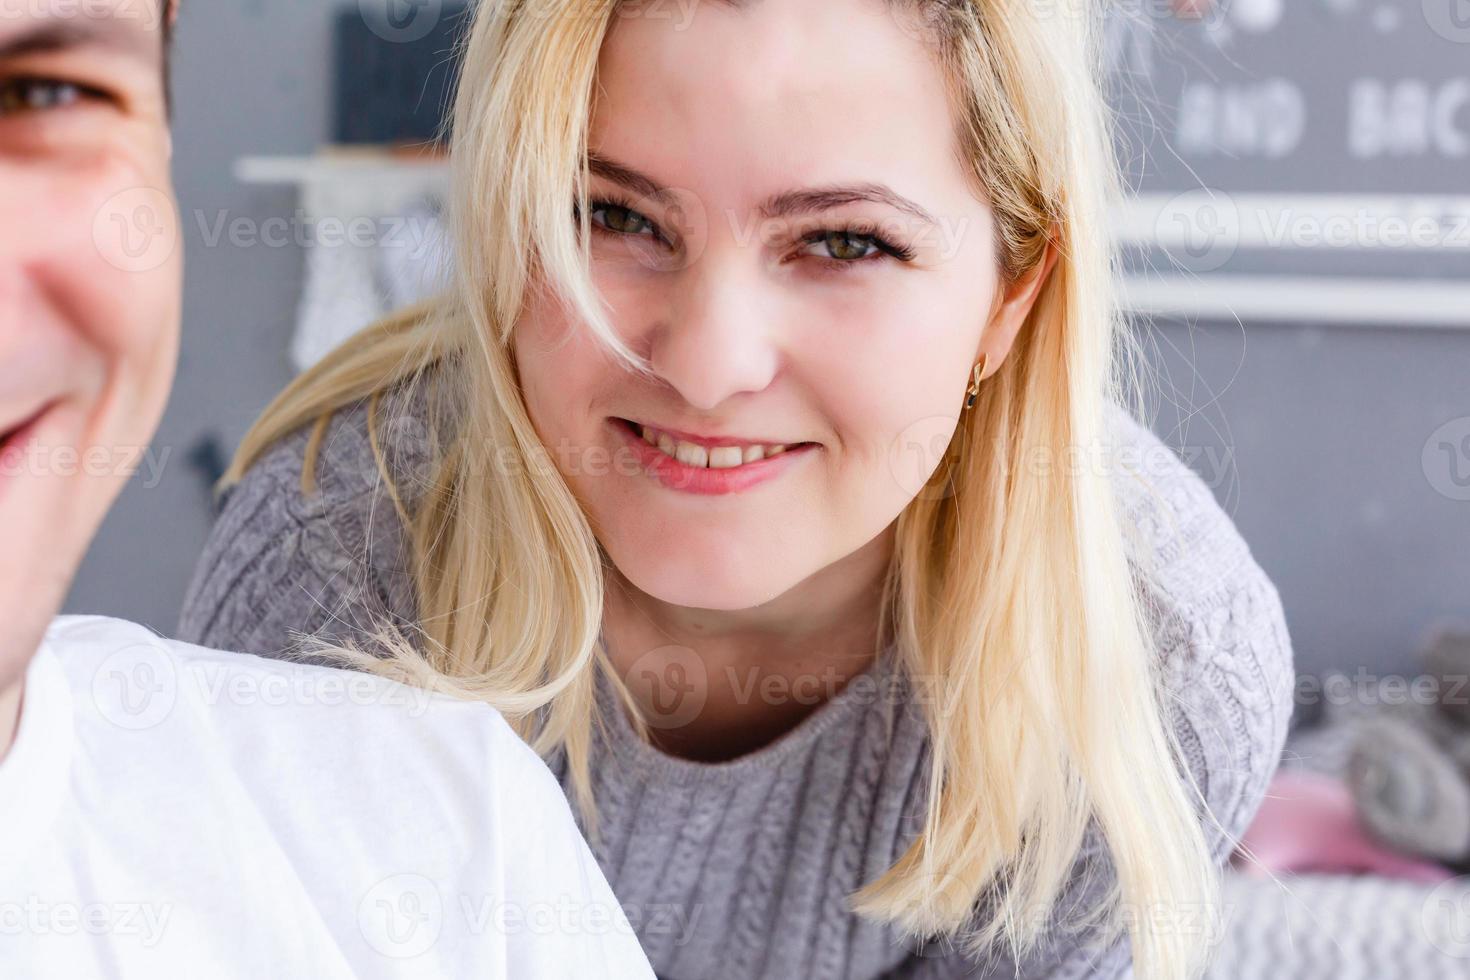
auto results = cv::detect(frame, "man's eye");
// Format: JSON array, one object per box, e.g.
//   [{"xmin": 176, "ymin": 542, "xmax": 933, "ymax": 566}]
[{"xmin": 0, "ymin": 78, "xmax": 94, "ymax": 116}]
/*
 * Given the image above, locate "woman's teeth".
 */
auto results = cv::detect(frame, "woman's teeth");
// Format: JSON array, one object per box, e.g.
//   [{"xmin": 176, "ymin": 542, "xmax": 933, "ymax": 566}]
[{"xmin": 639, "ymin": 424, "xmax": 794, "ymax": 469}]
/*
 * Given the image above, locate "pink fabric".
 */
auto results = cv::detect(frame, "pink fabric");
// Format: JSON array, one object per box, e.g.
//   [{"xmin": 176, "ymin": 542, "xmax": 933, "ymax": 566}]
[{"xmin": 1232, "ymin": 770, "xmax": 1456, "ymax": 884}]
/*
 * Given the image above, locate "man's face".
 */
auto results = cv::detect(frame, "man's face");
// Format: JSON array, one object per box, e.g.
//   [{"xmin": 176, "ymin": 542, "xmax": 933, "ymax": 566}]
[{"xmin": 0, "ymin": 0, "xmax": 180, "ymax": 680}]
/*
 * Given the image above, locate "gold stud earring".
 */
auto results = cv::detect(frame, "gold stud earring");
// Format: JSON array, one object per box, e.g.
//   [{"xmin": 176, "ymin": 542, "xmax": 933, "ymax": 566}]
[{"xmin": 963, "ymin": 354, "xmax": 989, "ymax": 410}]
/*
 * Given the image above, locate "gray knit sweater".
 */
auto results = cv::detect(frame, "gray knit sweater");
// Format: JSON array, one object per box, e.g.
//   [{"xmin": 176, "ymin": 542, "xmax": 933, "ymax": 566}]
[{"xmin": 177, "ymin": 390, "xmax": 1295, "ymax": 980}]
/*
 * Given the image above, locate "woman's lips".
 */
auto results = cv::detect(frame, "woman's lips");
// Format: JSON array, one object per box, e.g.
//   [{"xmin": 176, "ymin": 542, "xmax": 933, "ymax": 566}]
[{"xmin": 609, "ymin": 417, "xmax": 818, "ymax": 496}]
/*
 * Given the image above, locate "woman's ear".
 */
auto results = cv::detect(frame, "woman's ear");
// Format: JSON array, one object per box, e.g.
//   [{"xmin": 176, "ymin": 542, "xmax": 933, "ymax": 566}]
[{"xmin": 974, "ymin": 226, "xmax": 1061, "ymax": 378}]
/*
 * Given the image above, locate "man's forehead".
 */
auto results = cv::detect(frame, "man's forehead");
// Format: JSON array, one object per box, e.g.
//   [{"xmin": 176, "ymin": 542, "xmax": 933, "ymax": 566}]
[{"xmin": 0, "ymin": 0, "xmax": 168, "ymax": 58}]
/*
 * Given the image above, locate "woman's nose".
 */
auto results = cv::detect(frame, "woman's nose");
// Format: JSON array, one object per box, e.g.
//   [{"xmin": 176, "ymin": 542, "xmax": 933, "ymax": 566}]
[{"xmin": 643, "ymin": 257, "xmax": 783, "ymax": 412}]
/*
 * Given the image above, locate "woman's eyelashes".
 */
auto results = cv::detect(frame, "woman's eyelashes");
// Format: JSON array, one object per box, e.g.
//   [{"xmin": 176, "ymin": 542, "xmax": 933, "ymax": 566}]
[
  {"xmin": 797, "ymin": 226, "xmax": 917, "ymax": 266},
  {"xmin": 584, "ymin": 196, "xmax": 673, "ymax": 248},
  {"xmin": 579, "ymin": 194, "xmax": 918, "ymax": 268}
]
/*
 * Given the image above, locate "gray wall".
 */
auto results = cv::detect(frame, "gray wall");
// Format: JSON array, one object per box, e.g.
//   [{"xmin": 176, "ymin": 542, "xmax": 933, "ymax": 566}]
[
  {"xmin": 65, "ymin": 1, "xmax": 1470, "ymax": 686},
  {"xmin": 1139, "ymin": 319, "xmax": 1470, "ymax": 682},
  {"xmin": 66, "ymin": 0, "xmax": 334, "ymax": 633}
]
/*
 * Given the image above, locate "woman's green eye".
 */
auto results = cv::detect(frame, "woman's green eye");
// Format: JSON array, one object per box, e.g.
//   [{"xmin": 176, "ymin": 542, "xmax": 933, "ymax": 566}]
[
  {"xmin": 815, "ymin": 231, "xmax": 878, "ymax": 262},
  {"xmin": 800, "ymin": 226, "xmax": 917, "ymax": 265},
  {"xmin": 0, "ymin": 79, "xmax": 84, "ymax": 116},
  {"xmin": 593, "ymin": 203, "xmax": 656, "ymax": 237}
]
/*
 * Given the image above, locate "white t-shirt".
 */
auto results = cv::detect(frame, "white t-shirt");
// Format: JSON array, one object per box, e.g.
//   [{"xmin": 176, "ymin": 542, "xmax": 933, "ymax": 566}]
[{"xmin": 0, "ymin": 616, "xmax": 656, "ymax": 979}]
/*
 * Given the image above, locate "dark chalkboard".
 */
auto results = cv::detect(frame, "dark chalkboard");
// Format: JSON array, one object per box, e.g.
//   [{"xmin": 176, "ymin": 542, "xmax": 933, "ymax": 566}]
[
  {"xmin": 1104, "ymin": 0, "xmax": 1470, "ymax": 325},
  {"xmin": 334, "ymin": 2, "xmax": 471, "ymax": 146}
]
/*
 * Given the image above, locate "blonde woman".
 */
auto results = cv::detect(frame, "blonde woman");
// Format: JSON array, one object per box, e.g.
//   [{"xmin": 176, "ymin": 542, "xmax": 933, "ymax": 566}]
[{"xmin": 181, "ymin": 1, "xmax": 1293, "ymax": 977}]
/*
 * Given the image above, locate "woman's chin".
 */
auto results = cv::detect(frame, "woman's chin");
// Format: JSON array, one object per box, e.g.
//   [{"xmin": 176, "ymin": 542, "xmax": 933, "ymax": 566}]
[{"xmin": 610, "ymin": 555, "xmax": 795, "ymax": 613}]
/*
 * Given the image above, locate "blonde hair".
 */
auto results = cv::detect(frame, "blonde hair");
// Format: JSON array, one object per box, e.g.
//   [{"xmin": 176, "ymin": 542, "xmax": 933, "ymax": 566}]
[{"xmin": 226, "ymin": 2, "xmax": 1218, "ymax": 977}]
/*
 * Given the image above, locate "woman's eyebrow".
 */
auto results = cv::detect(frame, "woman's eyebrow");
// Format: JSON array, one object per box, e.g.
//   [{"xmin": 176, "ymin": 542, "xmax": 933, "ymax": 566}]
[
  {"xmin": 586, "ymin": 151, "xmax": 940, "ymax": 229},
  {"xmin": 0, "ymin": 14, "xmax": 162, "ymax": 65}
]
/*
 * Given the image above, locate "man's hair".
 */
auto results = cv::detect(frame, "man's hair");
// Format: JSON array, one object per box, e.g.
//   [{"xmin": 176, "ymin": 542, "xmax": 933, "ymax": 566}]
[{"xmin": 162, "ymin": 4, "xmax": 174, "ymax": 114}]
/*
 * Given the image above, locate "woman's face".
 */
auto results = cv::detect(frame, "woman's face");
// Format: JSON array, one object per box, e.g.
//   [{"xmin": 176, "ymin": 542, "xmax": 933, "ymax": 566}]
[{"xmin": 514, "ymin": 0, "xmax": 1048, "ymax": 615}]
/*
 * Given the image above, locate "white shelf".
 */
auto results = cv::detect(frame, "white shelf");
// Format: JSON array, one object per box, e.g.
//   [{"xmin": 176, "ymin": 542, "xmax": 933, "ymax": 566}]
[
  {"xmin": 233, "ymin": 153, "xmax": 448, "ymax": 186},
  {"xmin": 1119, "ymin": 273, "xmax": 1470, "ymax": 329}
]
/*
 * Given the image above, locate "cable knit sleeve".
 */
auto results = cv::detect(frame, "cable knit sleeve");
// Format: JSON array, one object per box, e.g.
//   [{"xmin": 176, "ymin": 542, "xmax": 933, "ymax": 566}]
[
  {"xmin": 885, "ymin": 406, "xmax": 1297, "ymax": 979},
  {"xmin": 177, "ymin": 390, "xmax": 427, "ymax": 662},
  {"xmin": 1117, "ymin": 403, "xmax": 1298, "ymax": 873}
]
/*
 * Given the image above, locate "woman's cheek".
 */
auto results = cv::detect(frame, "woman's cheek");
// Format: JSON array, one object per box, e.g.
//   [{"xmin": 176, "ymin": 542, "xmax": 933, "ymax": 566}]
[
  {"xmin": 513, "ymin": 290, "xmax": 610, "ymax": 454},
  {"xmin": 839, "ymin": 319, "xmax": 977, "ymax": 502}
]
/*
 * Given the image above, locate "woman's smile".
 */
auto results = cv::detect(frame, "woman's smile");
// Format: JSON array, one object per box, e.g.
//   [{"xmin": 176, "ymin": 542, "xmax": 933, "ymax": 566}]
[{"xmin": 608, "ymin": 415, "xmax": 821, "ymax": 495}]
